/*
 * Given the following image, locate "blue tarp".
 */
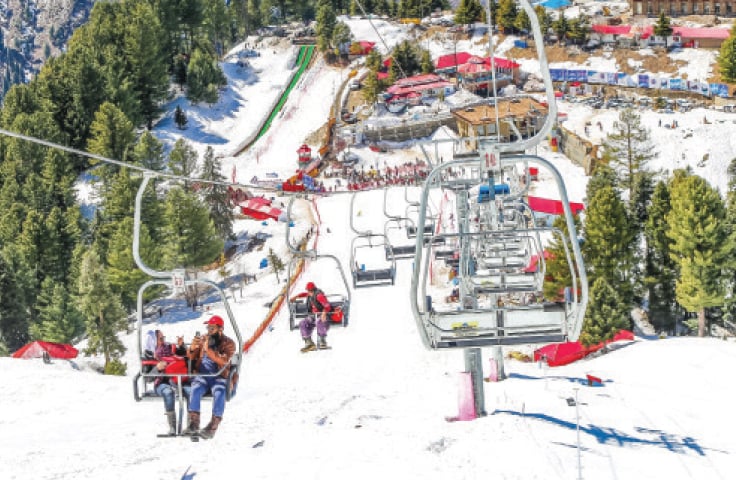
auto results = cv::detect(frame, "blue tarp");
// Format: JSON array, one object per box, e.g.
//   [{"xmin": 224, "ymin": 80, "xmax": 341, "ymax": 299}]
[{"xmin": 538, "ymin": 0, "xmax": 571, "ymax": 8}]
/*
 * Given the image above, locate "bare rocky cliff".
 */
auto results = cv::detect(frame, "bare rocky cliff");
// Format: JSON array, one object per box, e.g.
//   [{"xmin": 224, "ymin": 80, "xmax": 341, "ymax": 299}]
[{"xmin": 0, "ymin": 0, "xmax": 95, "ymax": 97}]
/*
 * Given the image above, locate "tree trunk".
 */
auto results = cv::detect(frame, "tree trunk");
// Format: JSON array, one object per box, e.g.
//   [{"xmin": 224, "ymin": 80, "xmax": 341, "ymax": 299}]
[
  {"xmin": 100, "ymin": 309, "xmax": 110, "ymax": 368},
  {"xmin": 698, "ymin": 307, "xmax": 706, "ymax": 337}
]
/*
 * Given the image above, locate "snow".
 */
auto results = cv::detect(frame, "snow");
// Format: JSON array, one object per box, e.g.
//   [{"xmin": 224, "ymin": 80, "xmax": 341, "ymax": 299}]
[{"xmin": 9, "ymin": 12, "xmax": 736, "ymax": 480}]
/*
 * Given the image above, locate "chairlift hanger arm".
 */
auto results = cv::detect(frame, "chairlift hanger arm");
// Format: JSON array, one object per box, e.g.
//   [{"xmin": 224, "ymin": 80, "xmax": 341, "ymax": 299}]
[{"xmin": 349, "ymin": 191, "xmax": 372, "ymax": 236}]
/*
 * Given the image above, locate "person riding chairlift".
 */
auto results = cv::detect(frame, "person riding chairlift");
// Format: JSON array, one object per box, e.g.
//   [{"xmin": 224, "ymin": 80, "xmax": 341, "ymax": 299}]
[{"xmin": 291, "ymin": 282, "xmax": 332, "ymax": 352}]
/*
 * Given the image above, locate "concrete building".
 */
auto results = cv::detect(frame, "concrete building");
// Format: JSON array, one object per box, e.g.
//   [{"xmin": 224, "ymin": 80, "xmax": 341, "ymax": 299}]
[{"xmin": 629, "ymin": 0, "xmax": 736, "ymax": 17}]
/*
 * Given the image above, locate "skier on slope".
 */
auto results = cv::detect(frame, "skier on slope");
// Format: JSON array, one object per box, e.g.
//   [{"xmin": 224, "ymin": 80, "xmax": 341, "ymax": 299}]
[{"xmin": 291, "ymin": 282, "xmax": 332, "ymax": 352}]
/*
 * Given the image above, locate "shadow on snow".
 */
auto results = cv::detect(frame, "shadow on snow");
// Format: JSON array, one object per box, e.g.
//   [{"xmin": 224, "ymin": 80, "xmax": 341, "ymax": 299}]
[{"xmin": 492, "ymin": 409, "xmax": 721, "ymax": 456}]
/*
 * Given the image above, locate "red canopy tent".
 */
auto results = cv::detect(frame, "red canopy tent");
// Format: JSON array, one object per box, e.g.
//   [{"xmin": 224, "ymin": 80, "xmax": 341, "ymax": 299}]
[
  {"xmin": 533, "ymin": 330, "xmax": 635, "ymax": 366},
  {"xmin": 528, "ymin": 196, "xmax": 585, "ymax": 215},
  {"xmin": 240, "ymin": 198, "xmax": 282, "ymax": 221},
  {"xmin": 12, "ymin": 341, "xmax": 79, "ymax": 360}
]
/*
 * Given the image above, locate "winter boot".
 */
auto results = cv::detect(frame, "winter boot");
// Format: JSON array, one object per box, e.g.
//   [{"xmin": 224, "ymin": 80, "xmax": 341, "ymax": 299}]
[
  {"xmin": 317, "ymin": 335, "xmax": 329, "ymax": 349},
  {"xmin": 165, "ymin": 411, "xmax": 177, "ymax": 436},
  {"xmin": 300, "ymin": 337, "xmax": 316, "ymax": 353},
  {"xmin": 182, "ymin": 411, "xmax": 200, "ymax": 436},
  {"xmin": 199, "ymin": 416, "xmax": 222, "ymax": 439}
]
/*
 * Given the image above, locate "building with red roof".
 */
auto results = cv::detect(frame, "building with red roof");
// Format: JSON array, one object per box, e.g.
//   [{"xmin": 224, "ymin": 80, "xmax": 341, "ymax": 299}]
[
  {"xmin": 673, "ymin": 26, "xmax": 731, "ymax": 48},
  {"xmin": 435, "ymin": 52, "xmax": 474, "ymax": 74},
  {"xmin": 455, "ymin": 55, "xmax": 520, "ymax": 93},
  {"xmin": 592, "ymin": 22, "xmax": 730, "ymax": 49},
  {"xmin": 385, "ymin": 73, "xmax": 455, "ymax": 104}
]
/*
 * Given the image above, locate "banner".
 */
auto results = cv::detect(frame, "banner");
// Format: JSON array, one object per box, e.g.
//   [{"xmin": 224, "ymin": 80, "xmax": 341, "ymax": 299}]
[
  {"xmin": 302, "ymin": 174, "xmax": 315, "ymax": 190},
  {"xmin": 587, "ymin": 71, "xmax": 607, "ymax": 84},
  {"xmin": 651, "ymin": 77, "xmax": 669, "ymax": 89},
  {"xmin": 550, "ymin": 69, "xmax": 566, "ymax": 82},
  {"xmin": 570, "ymin": 70, "xmax": 587, "ymax": 82},
  {"xmin": 710, "ymin": 83, "xmax": 729, "ymax": 97}
]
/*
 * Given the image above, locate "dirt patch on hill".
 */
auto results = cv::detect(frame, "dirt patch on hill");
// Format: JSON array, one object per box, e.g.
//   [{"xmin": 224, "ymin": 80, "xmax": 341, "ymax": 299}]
[{"xmin": 487, "ymin": 37, "xmax": 689, "ymax": 76}]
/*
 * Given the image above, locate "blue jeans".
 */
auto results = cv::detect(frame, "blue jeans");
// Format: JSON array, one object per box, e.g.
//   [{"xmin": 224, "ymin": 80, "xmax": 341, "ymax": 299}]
[
  {"xmin": 156, "ymin": 382, "xmax": 190, "ymax": 412},
  {"xmin": 189, "ymin": 375, "xmax": 227, "ymax": 417}
]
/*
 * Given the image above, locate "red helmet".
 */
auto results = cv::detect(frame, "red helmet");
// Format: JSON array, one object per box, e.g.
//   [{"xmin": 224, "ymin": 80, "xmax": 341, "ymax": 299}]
[{"xmin": 306, "ymin": 282, "xmax": 316, "ymax": 291}]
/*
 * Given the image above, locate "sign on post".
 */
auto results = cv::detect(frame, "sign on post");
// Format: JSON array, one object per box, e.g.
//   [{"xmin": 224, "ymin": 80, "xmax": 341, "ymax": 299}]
[{"xmin": 172, "ymin": 269, "xmax": 186, "ymax": 293}]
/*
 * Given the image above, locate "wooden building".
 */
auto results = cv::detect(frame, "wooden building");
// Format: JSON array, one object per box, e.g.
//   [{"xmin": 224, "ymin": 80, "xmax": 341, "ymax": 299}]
[{"xmin": 451, "ymin": 98, "xmax": 548, "ymax": 149}]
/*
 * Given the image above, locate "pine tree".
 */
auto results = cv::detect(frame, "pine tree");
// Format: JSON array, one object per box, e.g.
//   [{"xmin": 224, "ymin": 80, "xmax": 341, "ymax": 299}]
[
  {"xmin": 582, "ymin": 185, "xmax": 636, "ymax": 307},
  {"xmin": 30, "ymin": 278, "xmax": 83, "ymax": 343},
  {"xmin": 0, "ymin": 245, "xmax": 32, "ymax": 351},
  {"xmin": 534, "ymin": 6, "xmax": 552, "ymax": 39},
  {"xmin": 599, "ymin": 108, "xmax": 657, "ymax": 228},
  {"xmin": 419, "ymin": 49, "xmax": 434, "ymax": 74},
  {"xmin": 168, "ymin": 139, "xmax": 199, "ymax": 183},
  {"xmin": 722, "ymin": 158, "xmax": 736, "ymax": 325},
  {"xmin": 497, "ymin": 0, "xmax": 518, "ymax": 34},
  {"xmin": 174, "ymin": 105, "xmax": 188, "ymax": 130},
  {"xmin": 162, "ymin": 186, "xmax": 224, "ymax": 269},
  {"xmin": 585, "ymin": 163, "xmax": 618, "ymax": 203},
  {"xmin": 86, "ymin": 102, "xmax": 136, "ymax": 193},
  {"xmin": 316, "ymin": 0, "xmax": 337, "ymax": 52},
  {"xmin": 95, "ymin": 168, "xmax": 137, "ymax": 261},
  {"xmin": 106, "ymin": 217, "xmax": 156, "ymax": 312},
  {"xmin": 667, "ymin": 174, "xmax": 728, "ymax": 336},
  {"xmin": 200, "ymin": 147, "xmax": 234, "ymax": 240},
  {"xmin": 542, "ymin": 214, "xmax": 582, "ymax": 302},
  {"xmin": 332, "ymin": 21, "xmax": 353, "ymax": 54},
  {"xmin": 132, "ymin": 131, "xmax": 165, "ymax": 171},
  {"xmin": 122, "ymin": 0, "xmax": 169, "ymax": 129},
  {"xmin": 513, "ymin": 8, "xmax": 531, "ymax": 34},
  {"xmin": 186, "ymin": 48, "xmax": 226, "ymax": 104},
  {"xmin": 653, "ymin": 12, "xmax": 673, "ymax": 41},
  {"xmin": 567, "ymin": 15, "xmax": 590, "ymax": 46},
  {"xmin": 454, "ymin": 0, "xmax": 480, "ymax": 26},
  {"xmin": 267, "ymin": 247, "xmax": 285, "ymax": 282},
  {"xmin": 552, "ymin": 14, "xmax": 569, "ymax": 43},
  {"xmin": 718, "ymin": 24, "xmax": 736, "ymax": 83},
  {"xmin": 643, "ymin": 180, "xmax": 677, "ymax": 332},
  {"xmin": 77, "ymin": 248, "xmax": 127, "ymax": 374},
  {"xmin": 580, "ymin": 277, "xmax": 630, "ymax": 348}
]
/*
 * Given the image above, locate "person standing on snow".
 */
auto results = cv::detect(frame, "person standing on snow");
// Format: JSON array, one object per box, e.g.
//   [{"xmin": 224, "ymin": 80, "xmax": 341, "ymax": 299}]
[
  {"xmin": 182, "ymin": 315, "xmax": 236, "ymax": 439},
  {"xmin": 292, "ymin": 282, "xmax": 332, "ymax": 352}
]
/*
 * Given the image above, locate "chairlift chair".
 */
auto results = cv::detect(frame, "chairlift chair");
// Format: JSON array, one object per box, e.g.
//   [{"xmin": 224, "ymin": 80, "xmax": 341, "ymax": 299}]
[
  {"xmin": 283, "ymin": 195, "xmax": 351, "ymax": 330},
  {"xmin": 407, "ymin": 0, "xmax": 588, "ymax": 349},
  {"xmin": 349, "ymin": 192, "xmax": 396, "ymax": 288},
  {"xmin": 131, "ymin": 175, "xmax": 243, "ymax": 435}
]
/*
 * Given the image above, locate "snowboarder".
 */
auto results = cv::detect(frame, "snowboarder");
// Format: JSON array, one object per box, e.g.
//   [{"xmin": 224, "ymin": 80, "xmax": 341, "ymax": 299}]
[
  {"xmin": 182, "ymin": 315, "xmax": 236, "ymax": 439},
  {"xmin": 292, "ymin": 282, "xmax": 332, "ymax": 352}
]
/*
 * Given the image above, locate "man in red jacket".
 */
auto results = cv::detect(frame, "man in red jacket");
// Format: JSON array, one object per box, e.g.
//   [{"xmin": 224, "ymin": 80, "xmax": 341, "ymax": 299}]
[{"xmin": 293, "ymin": 282, "xmax": 332, "ymax": 352}]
